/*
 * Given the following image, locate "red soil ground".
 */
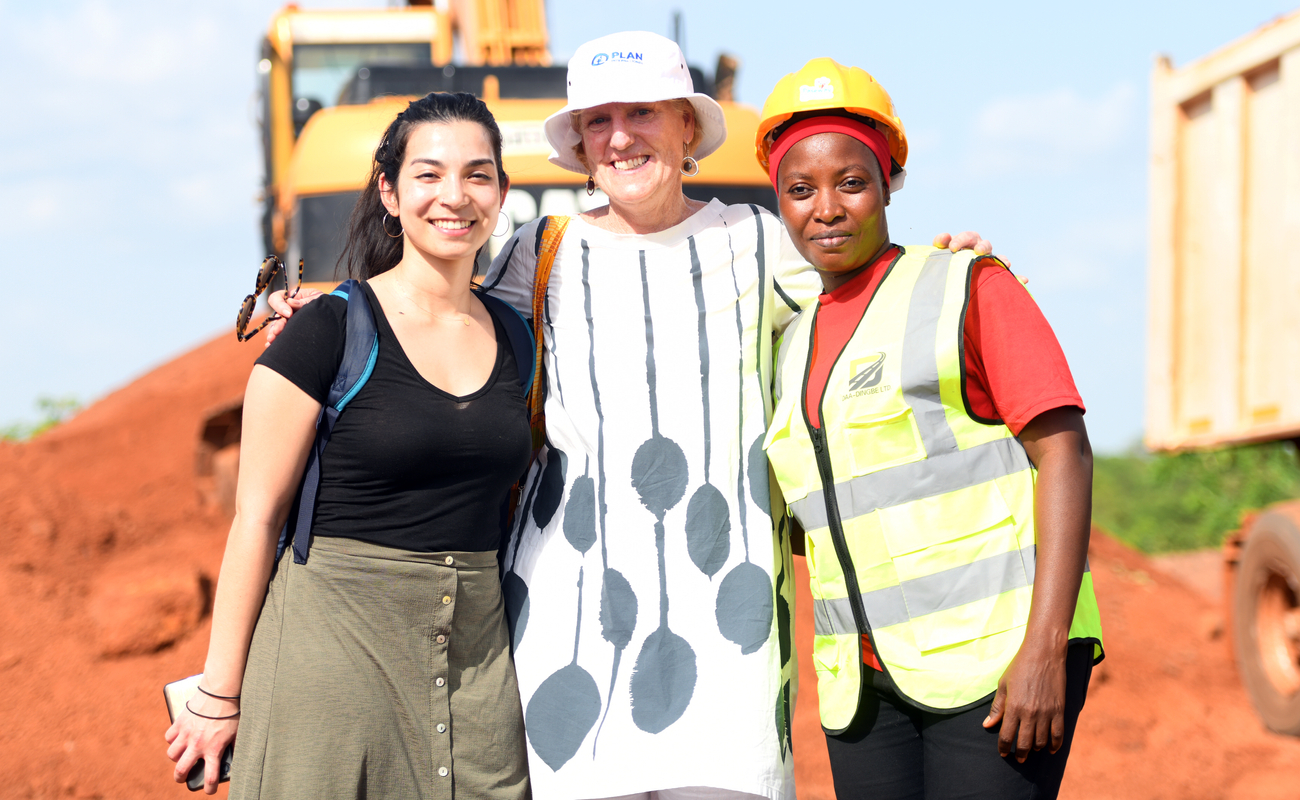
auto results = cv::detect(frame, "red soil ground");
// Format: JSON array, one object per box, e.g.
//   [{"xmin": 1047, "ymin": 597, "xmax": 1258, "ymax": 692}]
[{"xmin": 2, "ymin": 331, "xmax": 1299, "ymax": 799}]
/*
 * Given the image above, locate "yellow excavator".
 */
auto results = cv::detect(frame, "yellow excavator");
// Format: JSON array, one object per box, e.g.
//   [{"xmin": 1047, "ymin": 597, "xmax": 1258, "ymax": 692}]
[{"xmin": 197, "ymin": 0, "xmax": 776, "ymax": 514}]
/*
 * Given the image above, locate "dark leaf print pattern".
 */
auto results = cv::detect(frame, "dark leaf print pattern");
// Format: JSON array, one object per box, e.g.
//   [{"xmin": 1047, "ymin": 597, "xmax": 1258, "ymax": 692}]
[
  {"xmin": 579, "ymin": 240, "xmax": 640, "ymax": 755},
  {"xmin": 628, "ymin": 250, "xmax": 696, "ymax": 734},
  {"xmin": 533, "ymin": 448, "xmax": 567, "ymax": 529},
  {"xmin": 684, "ymin": 236, "xmax": 732, "ymax": 578},
  {"xmin": 525, "ymin": 567, "xmax": 601, "ymax": 771},
  {"xmin": 715, "ymin": 221, "xmax": 774, "ymax": 655},
  {"xmin": 503, "ymin": 457, "xmax": 545, "ymax": 652},
  {"xmin": 563, "ymin": 457, "xmax": 597, "ymax": 554}
]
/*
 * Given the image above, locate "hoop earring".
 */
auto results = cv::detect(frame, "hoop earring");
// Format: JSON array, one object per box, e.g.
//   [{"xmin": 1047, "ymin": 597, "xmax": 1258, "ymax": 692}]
[
  {"xmin": 586, "ymin": 176, "xmax": 596, "ymax": 196},
  {"xmin": 680, "ymin": 156, "xmax": 700, "ymax": 177},
  {"xmin": 492, "ymin": 210, "xmax": 511, "ymax": 238},
  {"xmin": 382, "ymin": 212, "xmax": 403, "ymax": 239}
]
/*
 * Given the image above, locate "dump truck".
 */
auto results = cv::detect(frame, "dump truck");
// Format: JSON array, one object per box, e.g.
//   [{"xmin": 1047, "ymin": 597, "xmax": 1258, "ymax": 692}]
[
  {"xmin": 1146, "ymin": 7, "xmax": 1300, "ymax": 735},
  {"xmin": 196, "ymin": 1, "xmax": 779, "ymax": 517}
]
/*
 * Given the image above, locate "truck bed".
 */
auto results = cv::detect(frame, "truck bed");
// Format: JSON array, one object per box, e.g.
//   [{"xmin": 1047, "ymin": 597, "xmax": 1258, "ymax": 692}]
[{"xmin": 1146, "ymin": 10, "xmax": 1300, "ymax": 451}]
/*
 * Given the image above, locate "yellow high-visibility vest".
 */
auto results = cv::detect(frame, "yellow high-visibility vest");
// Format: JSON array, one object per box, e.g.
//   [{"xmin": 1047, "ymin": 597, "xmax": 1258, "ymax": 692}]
[{"xmin": 764, "ymin": 246, "xmax": 1103, "ymax": 731}]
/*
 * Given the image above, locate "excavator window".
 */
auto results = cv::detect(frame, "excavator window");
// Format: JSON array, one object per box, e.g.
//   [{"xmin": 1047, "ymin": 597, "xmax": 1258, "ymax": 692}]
[
  {"xmin": 292, "ymin": 43, "xmax": 433, "ymax": 118},
  {"xmin": 338, "ymin": 65, "xmax": 567, "ymax": 104},
  {"xmin": 292, "ymin": 192, "xmax": 361, "ymax": 283},
  {"xmin": 336, "ymin": 64, "xmax": 715, "ymax": 106}
]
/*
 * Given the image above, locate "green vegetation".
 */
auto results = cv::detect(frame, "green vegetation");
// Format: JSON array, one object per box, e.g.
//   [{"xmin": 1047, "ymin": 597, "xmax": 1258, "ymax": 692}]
[
  {"xmin": 1092, "ymin": 441, "xmax": 1300, "ymax": 553},
  {"xmin": 1, "ymin": 396, "xmax": 82, "ymax": 442}
]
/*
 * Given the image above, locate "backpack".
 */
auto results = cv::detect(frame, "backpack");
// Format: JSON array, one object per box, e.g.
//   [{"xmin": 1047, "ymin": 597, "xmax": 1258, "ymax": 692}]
[{"xmin": 277, "ymin": 215, "xmax": 570, "ymax": 564}]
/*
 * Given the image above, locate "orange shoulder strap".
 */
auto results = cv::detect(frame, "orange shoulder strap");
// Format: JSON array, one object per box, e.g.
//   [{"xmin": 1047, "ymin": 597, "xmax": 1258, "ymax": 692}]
[{"xmin": 529, "ymin": 215, "xmax": 569, "ymax": 444}]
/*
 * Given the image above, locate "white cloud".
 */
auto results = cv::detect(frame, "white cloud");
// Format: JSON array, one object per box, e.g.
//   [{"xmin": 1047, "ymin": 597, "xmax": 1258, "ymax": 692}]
[
  {"xmin": 966, "ymin": 83, "xmax": 1139, "ymax": 176},
  {"xmin": 0, "ymin": 1, "xmax": 264, "ymax": 243},
  {"xmin": 0, "ymin": 180, "xmax": 60, "ymax": 229}
]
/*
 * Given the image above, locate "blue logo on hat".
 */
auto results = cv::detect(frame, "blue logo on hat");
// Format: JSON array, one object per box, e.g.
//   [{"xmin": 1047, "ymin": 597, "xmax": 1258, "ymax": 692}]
[{"xmin": 591, "ymin": 51, "xmax": 642, "ymax": 66}]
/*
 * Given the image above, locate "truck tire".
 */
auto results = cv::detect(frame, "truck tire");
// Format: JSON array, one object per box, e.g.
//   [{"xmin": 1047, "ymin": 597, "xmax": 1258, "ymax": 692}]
[{"xmin": 1233, "ymin": 509, "xmax": 1300, "ymax": 734}]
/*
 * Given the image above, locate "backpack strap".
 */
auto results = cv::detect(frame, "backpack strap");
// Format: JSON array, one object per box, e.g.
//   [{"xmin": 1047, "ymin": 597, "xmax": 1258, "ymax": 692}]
[
  {"xmin": 276, "ymin": 279, "xmax": 379, "ymax": 564},
  {"xmin": 475, "ymin": 290, "xmax": 535, "ymax": 392},
  {"xmin": 528, "ymin": 215, "xmax": 569, "ymax": 454}
]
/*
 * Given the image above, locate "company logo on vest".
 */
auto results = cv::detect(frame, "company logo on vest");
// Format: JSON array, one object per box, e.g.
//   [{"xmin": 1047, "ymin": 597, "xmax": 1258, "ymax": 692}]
[
  {"xmin": 849, "ymin": 352, "xmax": 885, "ymax": 390},
  {"xmin": 591, "ymin": 51, "xmax": 644, "ymax": 66},
  {"xmin": 844, "ymin": 352, "xmax": 890, "ymax": 399}
]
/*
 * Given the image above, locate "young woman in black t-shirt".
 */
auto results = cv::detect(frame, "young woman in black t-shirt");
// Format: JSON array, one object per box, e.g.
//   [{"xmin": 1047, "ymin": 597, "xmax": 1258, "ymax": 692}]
[{"xmin": 164, "ymin": 93, "xmax": 531, "ymax": 798}]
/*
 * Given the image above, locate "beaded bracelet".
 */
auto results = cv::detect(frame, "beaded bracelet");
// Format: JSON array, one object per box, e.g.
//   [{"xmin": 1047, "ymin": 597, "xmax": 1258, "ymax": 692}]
[
  {"xmin": 186, "ymin": 699, "xmax": 241, "ymax": 721},
  {"xmin": 197, "ymin": 685, "xmax": 241, "ymax": 702}
]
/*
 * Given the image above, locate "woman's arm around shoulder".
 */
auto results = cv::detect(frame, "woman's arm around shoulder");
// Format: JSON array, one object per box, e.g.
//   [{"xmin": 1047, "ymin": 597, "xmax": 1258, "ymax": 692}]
[
  {"xmin": 477, "ymin": 218, "xmax": 544, "ymax": 314},
  {"xmin": 757, "ymin": 207, "xmax": 819, "ymax": 336},
  {"xmin": 256, "ymin": 292, "xmax": 349, "ymax": 405},
  {"xmin": 263, "ymin": 277, "xmax": 351, "ymax": 346},
  {"xmin": 163, "ymin": 366, "xmax": 322, "ymax": 793}
]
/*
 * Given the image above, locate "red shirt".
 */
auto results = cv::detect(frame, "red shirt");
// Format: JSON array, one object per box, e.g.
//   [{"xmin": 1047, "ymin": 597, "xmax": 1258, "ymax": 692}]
[{"xmin": 803, "ymin": 246, "xmax": 1085, "ymax": 669}]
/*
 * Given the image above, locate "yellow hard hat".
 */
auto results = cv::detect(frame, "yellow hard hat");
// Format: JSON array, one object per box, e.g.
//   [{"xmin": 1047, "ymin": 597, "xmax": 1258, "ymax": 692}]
[{"xmin": 755, "ymin": 58, "xmax": 908, "ymax": 175}]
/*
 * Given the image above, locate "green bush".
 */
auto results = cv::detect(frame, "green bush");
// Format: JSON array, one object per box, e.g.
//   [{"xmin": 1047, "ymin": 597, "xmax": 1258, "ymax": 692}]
[
  {"xmin": 1, "ymin": 396, "xmax": 81, "ymax": 442},
  {"xmin": 1092, "ymin": 441, "xmax": 1300, "ymax": 553}
]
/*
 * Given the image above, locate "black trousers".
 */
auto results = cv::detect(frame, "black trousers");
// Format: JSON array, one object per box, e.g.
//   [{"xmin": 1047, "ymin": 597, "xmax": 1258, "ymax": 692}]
[{"xmin": 824, "ymin": 643, "xmax": 1094, "ymax": 800}]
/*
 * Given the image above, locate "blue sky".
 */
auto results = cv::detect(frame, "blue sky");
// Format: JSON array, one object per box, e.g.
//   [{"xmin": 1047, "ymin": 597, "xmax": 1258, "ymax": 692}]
[{"xmin": 0, "ymin": 0, "xmax": 1293, "ymax": 452}]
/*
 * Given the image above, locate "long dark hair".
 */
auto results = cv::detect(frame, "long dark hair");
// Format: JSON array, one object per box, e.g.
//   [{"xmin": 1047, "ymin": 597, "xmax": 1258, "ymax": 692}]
[{"xmin": 339, "ymin": 92, "xmax": 507, "ymax": 279}]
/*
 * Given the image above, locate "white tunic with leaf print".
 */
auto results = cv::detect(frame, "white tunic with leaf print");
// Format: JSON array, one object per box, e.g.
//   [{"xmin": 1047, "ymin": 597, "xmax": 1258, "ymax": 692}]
[{"xmin": 481, "ymin": 199, "xmax": 820, "ymax": 800}]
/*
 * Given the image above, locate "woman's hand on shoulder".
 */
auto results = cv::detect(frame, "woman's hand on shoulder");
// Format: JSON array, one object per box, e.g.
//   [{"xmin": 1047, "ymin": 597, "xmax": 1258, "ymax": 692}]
[
  {"xmin": 933, "ymin": 232, "xmax": 1024, "ymax": 283},
  {"xmin": 165, "ymin": 693, "xmax": 239, "ymax": 794},
  {"xmin": 933, "ymin": 231, "xmax": 991, "ymax": 256},
  {"xmin": 263, "ymin": 288, "xmax": 325, "ymax": 347}
]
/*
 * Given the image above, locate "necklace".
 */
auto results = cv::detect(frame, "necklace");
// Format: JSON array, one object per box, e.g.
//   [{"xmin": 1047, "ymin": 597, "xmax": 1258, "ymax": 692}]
[{"xmin": 394, "ymin": 277, "xmax": 471, "ymax": 326}]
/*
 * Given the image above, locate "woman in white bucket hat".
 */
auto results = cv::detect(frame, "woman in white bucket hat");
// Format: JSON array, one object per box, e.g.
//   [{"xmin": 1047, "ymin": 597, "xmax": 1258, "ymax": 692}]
[
  {"xmin": 267, "ymin": 30, "xmax": 990, "ymax": 800},
  {"xmin": 540, "ymin": 32, "xmax": 727, "ymax": 234},
  {"xmin": 478, "ymin": 32, "xmax": 812, "ymax": 800}
]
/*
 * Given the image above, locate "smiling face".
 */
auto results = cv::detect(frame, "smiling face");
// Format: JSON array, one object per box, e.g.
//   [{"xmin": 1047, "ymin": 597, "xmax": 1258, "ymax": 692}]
[
  {"xmin": 575, "ymin": 101, "xmax": 694, "ymax": 213},
  {"xmin": 378, "ymin": 119, "xmax": 506, "ymax": 266},
  {"xmin": 776, "ymin": 132, "xmax": 890, "ymax": 292}
]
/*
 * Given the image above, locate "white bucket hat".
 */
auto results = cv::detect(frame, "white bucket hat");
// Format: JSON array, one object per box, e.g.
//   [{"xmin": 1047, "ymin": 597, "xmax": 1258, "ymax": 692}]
[{"xmin": 544, "ymin": 31, "xmax": 728, "ymax": 175}]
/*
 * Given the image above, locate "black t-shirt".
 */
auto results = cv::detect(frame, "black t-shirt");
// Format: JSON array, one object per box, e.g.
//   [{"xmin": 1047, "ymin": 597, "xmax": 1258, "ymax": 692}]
[{"xmin": 255, "ymin": 281, "xmax": 531, "ymax": 553}]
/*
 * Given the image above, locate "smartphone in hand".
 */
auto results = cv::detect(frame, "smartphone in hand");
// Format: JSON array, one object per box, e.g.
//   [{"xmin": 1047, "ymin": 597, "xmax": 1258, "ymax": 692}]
[{"xmin": 164, "ymin": 674, "xmax": 233, "ymax": 792}]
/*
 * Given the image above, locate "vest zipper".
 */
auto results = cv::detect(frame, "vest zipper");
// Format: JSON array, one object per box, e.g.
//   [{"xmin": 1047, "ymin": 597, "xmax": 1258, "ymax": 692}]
[
  {"xmin": 809, "ymin": 425, "xmax": 869, "ymax": 639},
  {"xmin": 802, "ymin": 266, "xmax": 907, "ymax": 711}
]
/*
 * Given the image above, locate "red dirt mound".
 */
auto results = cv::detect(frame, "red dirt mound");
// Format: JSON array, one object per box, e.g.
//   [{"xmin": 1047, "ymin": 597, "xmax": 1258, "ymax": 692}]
[
  {"xmin": 2, "ymin": 330, "xmax": 1299, "ymax": 799},
  {"xmin": 0, "ymin": 332, "xmax": 258, "ymax": 799}
]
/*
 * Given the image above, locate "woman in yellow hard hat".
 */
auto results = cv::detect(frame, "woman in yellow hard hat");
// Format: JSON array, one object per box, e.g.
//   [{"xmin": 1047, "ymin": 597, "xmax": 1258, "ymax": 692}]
[{"xmin": 757, "ymin": 59, "xmax": 1104, "ymax": 799}]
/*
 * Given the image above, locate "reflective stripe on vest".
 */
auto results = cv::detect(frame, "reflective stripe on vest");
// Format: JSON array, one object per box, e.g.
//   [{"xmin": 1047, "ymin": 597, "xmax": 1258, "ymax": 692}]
[
  {"xmin": 789, "ymin": 435, "xmax": 1029, "ymax": 531},
  {"xmin": 763, "ymin": 246, "xmax": 1103, "ymax": 727}
]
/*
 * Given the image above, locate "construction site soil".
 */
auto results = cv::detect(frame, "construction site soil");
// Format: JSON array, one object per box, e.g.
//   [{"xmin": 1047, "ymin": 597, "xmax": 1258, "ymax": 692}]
[{"xmin": 3, "ymin": 332, "xmax": 1299, "ymax": 799}]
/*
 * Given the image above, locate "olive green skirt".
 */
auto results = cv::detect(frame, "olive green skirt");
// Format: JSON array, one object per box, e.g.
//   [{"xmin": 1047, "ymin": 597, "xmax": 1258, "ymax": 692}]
[{"xmin": 230, "ymin": 537, "xmax": 530, "ymax": 800}]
